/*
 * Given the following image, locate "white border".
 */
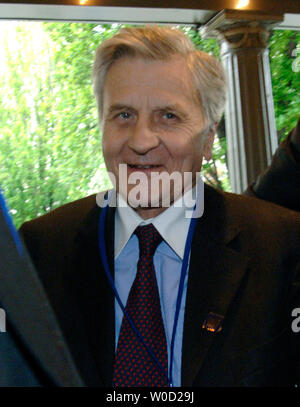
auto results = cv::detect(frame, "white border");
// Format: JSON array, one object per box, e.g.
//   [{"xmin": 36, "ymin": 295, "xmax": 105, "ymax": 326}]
[
  {"xmin": 0, "ymin": 4, "xmax": 214, "ymax": 24},
  {"xmin": 0, "ymin": 5, "xmax": 299, "ymax": 29}
]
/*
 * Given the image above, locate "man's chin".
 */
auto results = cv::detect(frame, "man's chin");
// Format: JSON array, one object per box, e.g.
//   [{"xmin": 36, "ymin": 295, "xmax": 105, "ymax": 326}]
[
  {"xmin": 119, "ymin": 190, "xmax": 179, "ymax": 210},
  {"xmin": 126, "ymin": 196, "xmax": 169, "ymax": 210}
]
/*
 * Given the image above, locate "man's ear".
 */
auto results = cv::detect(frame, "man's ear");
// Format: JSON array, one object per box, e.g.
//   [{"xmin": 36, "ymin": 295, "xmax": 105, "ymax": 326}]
[{"xmin": 203, "ymin": 123, "xmax": 218, "ymax": 161}]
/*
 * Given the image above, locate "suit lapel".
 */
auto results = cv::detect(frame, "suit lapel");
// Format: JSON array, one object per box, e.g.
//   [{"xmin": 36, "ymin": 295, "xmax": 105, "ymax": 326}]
[
  {"xmin": 181, "ymin": 185, "xmax": 249, "ymax": 386},
  {"xmin": 0, "ymin": 211, "xmax": 84, "ymax": 386},
  {"xmin": 73, "ymin": 197, "xmax": 116, "ymax": 386}
]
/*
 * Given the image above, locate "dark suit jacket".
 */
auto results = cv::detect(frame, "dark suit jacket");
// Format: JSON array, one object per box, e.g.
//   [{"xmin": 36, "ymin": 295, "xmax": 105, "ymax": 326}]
[
  {"xmin": 19, "ymin": 184, "xmax": 300, "ymax": 386},
  {"xmin": 245, "ymin": 119, "xmax": 300, "ymax": 212},
  {"xmin": 0, "ymin": 193, "xmax": 84, "ymax": 386}
]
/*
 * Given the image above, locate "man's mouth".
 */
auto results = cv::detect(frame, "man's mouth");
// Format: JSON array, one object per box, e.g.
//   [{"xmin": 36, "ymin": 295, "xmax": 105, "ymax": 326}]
[{"xmin": 128, "ymin": 164, "xmax": 162, "ymax": 169}]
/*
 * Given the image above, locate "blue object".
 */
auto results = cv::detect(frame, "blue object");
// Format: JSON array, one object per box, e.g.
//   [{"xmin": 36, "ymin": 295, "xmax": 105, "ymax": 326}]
[{"xmin": 0, "ymin": 188, "xmax": 23, "ymax": 257}]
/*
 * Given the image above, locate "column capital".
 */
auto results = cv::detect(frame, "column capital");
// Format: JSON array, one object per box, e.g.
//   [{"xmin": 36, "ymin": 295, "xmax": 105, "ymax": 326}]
[{"xmin": 201, "ymin": 9, "xmax": 284, "ymax": 49}]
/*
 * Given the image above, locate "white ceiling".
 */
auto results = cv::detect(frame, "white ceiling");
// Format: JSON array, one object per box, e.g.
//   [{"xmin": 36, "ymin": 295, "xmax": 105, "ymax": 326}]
[{"xmin": 0, "ymin": 4, "xmax": 299, "ymax": 30}]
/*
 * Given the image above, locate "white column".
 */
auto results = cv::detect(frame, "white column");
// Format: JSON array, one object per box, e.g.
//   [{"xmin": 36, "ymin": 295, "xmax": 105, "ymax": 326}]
[{"xmin": 202, "ymin": 10, "xmax": 283, "ymax": 193}]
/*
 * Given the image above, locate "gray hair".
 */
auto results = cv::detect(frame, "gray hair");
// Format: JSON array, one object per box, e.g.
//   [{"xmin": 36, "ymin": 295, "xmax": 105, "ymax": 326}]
[{"xmin": 92, "ymin": 25, "xmax": 227, "ymax": 128}]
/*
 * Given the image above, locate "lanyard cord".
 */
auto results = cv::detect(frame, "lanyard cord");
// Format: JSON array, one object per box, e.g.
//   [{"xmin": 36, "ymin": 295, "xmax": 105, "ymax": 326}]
[
  {"xmin": 169, "ymin": 213, "xmax": 197, "ymax": 386},
  {"xmin": 0, "ymin": 188, "xmax": 24, "ymax": 257},
  {"xmin": 98, "ymin": 192, "xmax": 197, "ymax": 387}
]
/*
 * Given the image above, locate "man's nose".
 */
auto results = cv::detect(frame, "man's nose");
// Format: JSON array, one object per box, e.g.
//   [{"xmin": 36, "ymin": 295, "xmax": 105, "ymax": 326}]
[{"xmin": 127, "ymin": 117, "xmax": 160, "ymax": 154}]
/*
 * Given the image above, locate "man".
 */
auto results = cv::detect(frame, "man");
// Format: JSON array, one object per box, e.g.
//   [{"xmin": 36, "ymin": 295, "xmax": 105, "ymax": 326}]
[
  {"xmin": 20, "ymin": 26, "xmax": 300, "ymax": 387},
  {"xmin": 246, "ymin": 116, "xmax": 300, "ymax": 212}
]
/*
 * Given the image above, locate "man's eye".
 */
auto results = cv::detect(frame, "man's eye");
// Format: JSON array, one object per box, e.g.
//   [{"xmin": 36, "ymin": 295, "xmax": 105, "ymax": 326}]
[
  {"xmin": 163, "ymin": 112, "xmax": 177, "ymax": 120},
  {"xmin": 118, "ymin": 112, "xmax": 131, "ymax": 120}
]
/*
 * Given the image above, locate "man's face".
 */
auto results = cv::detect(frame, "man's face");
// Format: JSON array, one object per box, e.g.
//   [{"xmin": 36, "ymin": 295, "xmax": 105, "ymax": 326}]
[{"xmin": 101, "ymin": 56, "xmax": 215, "ymax": 218}]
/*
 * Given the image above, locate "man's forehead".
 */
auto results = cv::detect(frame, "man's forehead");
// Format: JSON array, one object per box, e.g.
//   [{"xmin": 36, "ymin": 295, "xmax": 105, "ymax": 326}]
[
  {"xmin": 103, "ymin": 56, "xmax": 199, "ymax": 110},
  {"xmin": 105, "ymin": 55, "xmax": 193, "ymax": 87}
]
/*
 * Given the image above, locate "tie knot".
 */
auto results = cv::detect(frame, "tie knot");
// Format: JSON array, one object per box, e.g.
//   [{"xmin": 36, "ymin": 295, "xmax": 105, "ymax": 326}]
[{"xmin": 134, "ymin": 223, "xmax": 163, "ymax": 256}]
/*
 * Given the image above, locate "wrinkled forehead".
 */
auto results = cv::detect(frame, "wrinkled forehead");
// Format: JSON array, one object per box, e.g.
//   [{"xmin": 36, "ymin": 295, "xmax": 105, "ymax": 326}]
[{"xmin": 102, "ymin": 55, "xmax": 201, "ymax": 112}]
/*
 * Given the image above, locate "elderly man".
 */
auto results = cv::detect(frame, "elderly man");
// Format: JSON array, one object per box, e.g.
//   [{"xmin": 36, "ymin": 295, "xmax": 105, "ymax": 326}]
[{"xmin": 20, "ymin": 26, "xmax": 300, "ymax": 387}]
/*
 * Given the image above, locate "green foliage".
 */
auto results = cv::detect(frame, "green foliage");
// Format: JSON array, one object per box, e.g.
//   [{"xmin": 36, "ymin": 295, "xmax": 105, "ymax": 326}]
[
  {"xmin": 181, "ymin": 25, "xmax": 220, "ymax": 57},
  {"xmin": 269, "ymin": 29, "xmax": 300, "ymax": 141},
  {"xmin": 0, "ymin": 22, "xmax": 118, "ymax": 227}
]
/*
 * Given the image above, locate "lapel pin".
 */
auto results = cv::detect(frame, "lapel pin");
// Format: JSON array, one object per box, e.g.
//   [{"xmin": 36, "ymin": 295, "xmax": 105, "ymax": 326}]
[{"xmin": 202, "ymin": 312, "xmax": 224, "ymax": 333}]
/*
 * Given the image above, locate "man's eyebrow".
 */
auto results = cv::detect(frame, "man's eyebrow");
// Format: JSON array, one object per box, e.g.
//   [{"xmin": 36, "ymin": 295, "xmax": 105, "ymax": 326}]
[
  {"xmin": 157, "ymin": 103, "xmax": 183, "ymax": 111},
  {"xmin": 157, "ymin": 104, "xmax": 190, "ymax": 119},
  {"xmin": 106, "ymin": 103, "xmax": 189, "ymax": 117},
  {"xmin": 107, "ymin": 104, "xmax": 135, "ymax": 115}
]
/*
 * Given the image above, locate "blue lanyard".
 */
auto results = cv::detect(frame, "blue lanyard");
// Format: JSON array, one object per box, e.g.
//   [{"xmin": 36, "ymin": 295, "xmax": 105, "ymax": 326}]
[
  {"xmin": 0, "ymin": 188, "xmax": 24, "ymax": 257},
  {"xmin": 98, "ymin": 191, "xmax": 197, "ymax": 387}
]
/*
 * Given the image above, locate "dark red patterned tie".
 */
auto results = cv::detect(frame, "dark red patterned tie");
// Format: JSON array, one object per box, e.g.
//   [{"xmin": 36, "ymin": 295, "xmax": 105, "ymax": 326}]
[{"xmin": 112, "ymin": 223, "xmax": 169, "ymax": 387}]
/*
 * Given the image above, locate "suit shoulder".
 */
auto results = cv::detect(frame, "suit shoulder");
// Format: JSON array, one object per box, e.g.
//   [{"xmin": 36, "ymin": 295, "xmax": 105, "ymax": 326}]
[
  {"xmin": 19, "ymin": 193, "xmax": 102, "ymax": 243},
  {"xmin": 224, "ymin": 189, "xmax": 300, "ymax": 219},
  {"xmin": 221, "ymin": 189, "xmax": 300, "ymax": 244}
]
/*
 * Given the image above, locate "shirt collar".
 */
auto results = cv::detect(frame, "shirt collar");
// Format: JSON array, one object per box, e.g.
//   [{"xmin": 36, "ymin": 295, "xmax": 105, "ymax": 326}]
[{"xmin": 114, "ymin": 185, "xmax": 202, "ymax": 260}]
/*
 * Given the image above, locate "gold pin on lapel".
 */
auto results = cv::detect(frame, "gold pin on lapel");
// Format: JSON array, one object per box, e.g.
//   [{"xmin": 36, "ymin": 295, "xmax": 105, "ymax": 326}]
[{"xmin": 202, "ymin": 312, "xmax": 224, "ymax": 333}]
